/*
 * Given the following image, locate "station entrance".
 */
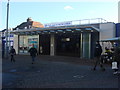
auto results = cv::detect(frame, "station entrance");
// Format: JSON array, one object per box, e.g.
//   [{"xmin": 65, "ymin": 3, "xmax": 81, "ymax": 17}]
[
  {"xmin": 13, "ymin": 24, "xmax": 99, "ymax": 59},
  {"xmin": 55, "ymin": 33, "xmax": 80, "ymax": 57},
  {"xmin": 39, "ymin": 34, "xmax": 50, "ymax": 55}
]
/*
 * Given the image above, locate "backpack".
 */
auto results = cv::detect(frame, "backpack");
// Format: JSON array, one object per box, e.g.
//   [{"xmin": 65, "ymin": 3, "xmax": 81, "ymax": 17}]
[
  {"xmin": 29, "ymin": 48, "xmax": 37, "ymax": 56},
  {"xmin": 10, "ymin": 49, "xmax": 16, "ymax": 55}
]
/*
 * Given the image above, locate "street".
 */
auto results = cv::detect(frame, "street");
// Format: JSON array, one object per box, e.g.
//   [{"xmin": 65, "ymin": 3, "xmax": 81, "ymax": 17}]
[{"xmin": 2, "ymin": 55, "xmax": 120, "ymax": 88}]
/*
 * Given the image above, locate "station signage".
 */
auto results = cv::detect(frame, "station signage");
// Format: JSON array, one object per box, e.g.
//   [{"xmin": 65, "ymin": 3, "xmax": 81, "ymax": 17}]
[{"xmin": 44, "ymin": 21, "xmax": 72, "ymax": 27}]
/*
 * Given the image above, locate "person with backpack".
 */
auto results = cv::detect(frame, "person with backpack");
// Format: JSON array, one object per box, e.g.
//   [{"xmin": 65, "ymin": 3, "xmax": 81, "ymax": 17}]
[
  {"xmin": 9, "ymin": 46, "xmax": 16, "ymax": 62},
  {"xmin": 28, "ymin": 44, "xmax": 38, "ymax": 64},
  {"xmin": 93, "ymin": 41, "xmax": 105, "ymax": 71}
]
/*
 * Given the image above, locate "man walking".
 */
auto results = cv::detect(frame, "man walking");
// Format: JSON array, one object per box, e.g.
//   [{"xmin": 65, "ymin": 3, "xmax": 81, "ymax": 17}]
[
  {"xmin": 93, "ymin": 41, "xmax": 105, "ymax": 71},
  {"xmin": 112, "ymin": 45, "xmax": 120, "ymax": 74},
  {"xmin": 9, "ymin": 46, "xmax": 16, "ymax": 62},
  {"xmin": 28, "ymin": 44, "xmax": 38, "ymax": 64}
]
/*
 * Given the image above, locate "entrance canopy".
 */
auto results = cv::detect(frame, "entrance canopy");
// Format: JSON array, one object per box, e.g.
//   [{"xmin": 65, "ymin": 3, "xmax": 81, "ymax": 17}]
[
  {"xmin": 100, "ymin": 37, "xmax": 120, "ymax": 42},
  {"xmin": 10, "ymin": 25, "xmax": 99, "ymax": 35}
]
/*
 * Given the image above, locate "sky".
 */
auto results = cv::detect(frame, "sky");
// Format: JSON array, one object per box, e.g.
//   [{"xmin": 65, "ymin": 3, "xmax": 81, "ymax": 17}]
[{"xmin": 0, "ymin": 0, "xmax": 119, "ymax": 31}]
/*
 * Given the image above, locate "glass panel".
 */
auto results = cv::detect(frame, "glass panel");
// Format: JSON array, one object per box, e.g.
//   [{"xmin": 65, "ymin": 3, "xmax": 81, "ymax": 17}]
[
  {"xmin": 19, "ymin": 36, "xmax": 28, "ymax": 53},
  {"xmin": 19, "ymin": 35, "xmax": 39, "ymax": 54},
  {"xmin": 82, "ymin": 33, "xmax": 91, "ymax": 59}
]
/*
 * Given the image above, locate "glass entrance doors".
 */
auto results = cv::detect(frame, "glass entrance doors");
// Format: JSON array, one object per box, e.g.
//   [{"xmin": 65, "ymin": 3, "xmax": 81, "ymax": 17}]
[{"xmin": 55, "ymin": 33, "xmax": 80, "ymax": 57}]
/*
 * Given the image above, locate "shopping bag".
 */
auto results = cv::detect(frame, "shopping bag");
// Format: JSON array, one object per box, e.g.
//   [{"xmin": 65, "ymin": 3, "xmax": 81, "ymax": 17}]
[{"xmin": 112, "ymin": 61, "xmax": 118, "ymax": 69}]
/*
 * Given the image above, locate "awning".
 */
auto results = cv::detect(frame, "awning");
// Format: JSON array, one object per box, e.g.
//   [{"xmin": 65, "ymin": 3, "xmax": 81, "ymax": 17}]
[
  {"xmin": 100, "ymin": 37, "xmax": 120, "ymax": 42},
  {"xmin": 10, "ymin": 25, "xmax": 99, "ymax": 35}
]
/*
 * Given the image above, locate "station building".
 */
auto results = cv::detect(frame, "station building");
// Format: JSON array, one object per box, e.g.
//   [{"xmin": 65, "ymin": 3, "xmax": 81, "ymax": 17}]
[
  {"xmin": 100, "ymin": 2, "xmax": 120, "ymax": 48},
  {"xmin": 11, "ymin": 18, "xmax": 116, "ymax": 59}
]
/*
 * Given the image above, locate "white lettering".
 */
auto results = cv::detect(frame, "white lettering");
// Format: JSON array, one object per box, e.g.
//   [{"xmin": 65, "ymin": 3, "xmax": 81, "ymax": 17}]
[{"xmin": 44, "ymin": 21, "xmax": 72, "ymax": 27}]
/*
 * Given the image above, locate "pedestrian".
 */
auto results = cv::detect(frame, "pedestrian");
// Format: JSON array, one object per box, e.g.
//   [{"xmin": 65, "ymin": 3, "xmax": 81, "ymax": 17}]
[
  {"xmin": 9, "ymin": 46, "xmax": 16, "ymax": 62},
  {"xmin": 28, "ymin": 44, "xmax": 38, "ymax": 64},
  {"xmin": 112, "ymin": 45, "xmax": 120, "ymax": 74},
  {"xmin": 102, "ymin": 47, "xmax": 112, "ymax": 63},
  {"xmin": 93, "ymin": 41, "xmax": 105, "ymax": 71}
]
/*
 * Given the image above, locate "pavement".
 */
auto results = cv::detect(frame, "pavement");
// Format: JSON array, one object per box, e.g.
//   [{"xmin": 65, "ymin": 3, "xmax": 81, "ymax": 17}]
[{"xmin": 2, "ymin": 55, "xmax": 120, "ymax": 89}]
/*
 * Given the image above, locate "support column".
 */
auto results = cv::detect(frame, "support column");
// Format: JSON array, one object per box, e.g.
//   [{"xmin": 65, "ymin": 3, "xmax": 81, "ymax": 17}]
[
  {"xmin": 18, "ymin": 35, "xmax": 20, "ymax": 54},
  {"xmin": 88, "ymin": 33, "xmax": 91, "ymax": 59},
  {"xmin": 50, "ymin": 34, "xmax": 55, "ymax": 56},
  {"xmin": 0, "ymin": 35, "xmax": 2, "ymax": 90},
  {"xmin": 13, "ymin": 35, "xmax": 19, "ymax": 54},
  {"xmin": 80, "ymin": 32, "xmax": 83, "ymax": 58}
]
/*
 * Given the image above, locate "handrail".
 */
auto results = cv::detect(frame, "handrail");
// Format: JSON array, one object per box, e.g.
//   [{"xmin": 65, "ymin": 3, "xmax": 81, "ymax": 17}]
[{"xmin": 44, "ymin": 18, "xmax": 108, "ymax": 27}]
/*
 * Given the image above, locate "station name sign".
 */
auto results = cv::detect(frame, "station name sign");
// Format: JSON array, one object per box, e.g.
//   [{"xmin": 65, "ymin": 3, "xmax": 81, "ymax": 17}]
[{"xmin": 44, "ymin": 21, "xmax": 72, "ymax": 27}]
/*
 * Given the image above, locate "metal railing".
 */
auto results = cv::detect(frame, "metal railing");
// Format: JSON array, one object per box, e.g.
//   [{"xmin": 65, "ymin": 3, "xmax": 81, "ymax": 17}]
[{"xmin": 44, "ymin": 18, "xmax": 108, "ymax": 27}]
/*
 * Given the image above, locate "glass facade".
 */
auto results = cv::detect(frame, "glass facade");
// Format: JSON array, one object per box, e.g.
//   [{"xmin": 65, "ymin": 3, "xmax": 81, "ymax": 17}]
[
  {"xmin": 19, "ymin": 35, "xmax": 39, "ymax": 54},
  {"xmin": 82, "ymin": 33, "xmax": 91, "ymax": 58}
]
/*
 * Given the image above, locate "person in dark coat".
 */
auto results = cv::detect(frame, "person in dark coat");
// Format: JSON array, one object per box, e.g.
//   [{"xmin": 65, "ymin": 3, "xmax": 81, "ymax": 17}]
[
  {"xmin": 112, "ymin": 45, "xmax": 120, "ymax": 73},
  {"xmin": 28, "ymin": 44, "xmax": 38, "ymax": 64},
  {"xmin": 9, "ymin": 46, "xmax": 16, "ymax": 62},
  {"xmin": 93, "ymin": 41, "xmax": 105, "ymax": 71}
]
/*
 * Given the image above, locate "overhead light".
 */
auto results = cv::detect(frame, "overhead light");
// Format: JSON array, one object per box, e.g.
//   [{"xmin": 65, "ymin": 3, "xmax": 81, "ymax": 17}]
[
  {"xmin": 43, "ymin": 31, "xmax": 48, "ymax": 33},
  {"xmin": 75, "ymin": 29, "xmax": 81, "ymax": 31},
  {"xmin": 66, "ymin": 38, "xmax": 70, "ymax": 41},
  {"xmin": 36, "ymin": 31, "xmax": 41, "ymax": 33},
  {"xmin": 66, "ymin": 29, "xmax": 72, "ymax": 31},
  {"xmin": 36, "ymin": 28, "xmax": 40, "ymax": 30},
  {"xmin": 57, "ymin": 30, "xmax": 63, "ymax": 32},
  {"xmin": 91, "ymin": 30, "xmax": 94, "ymax": 32},
  {"xmin": 50, "ymin": 30, "xmax": 55, "ymax": 32},
  {"xmin": 85, "ymin": 28, "xmax": 92, "ymax": 30}
]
